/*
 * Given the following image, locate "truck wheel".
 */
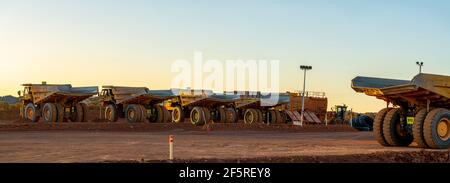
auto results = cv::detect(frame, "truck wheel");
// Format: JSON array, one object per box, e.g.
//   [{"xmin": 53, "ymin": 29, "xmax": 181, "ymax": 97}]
[
  {"xmin": 383, "ymin": 108, "xmax": 414, "ymax": 147},
  {"xmin": 172, "ymin": 106, "xmax": 184, "ymax": 123},
  {"xmin": 256, "ymin": 109, "xmax": 263, "ymax": 123},
  {"xmin": 42, "ymin": 103, "xmax": 58, "ymax": 123},
  {"xmin": 423, "ymin": 108, "xmax": 450, "ymax": 149},
  {"xmin": 268, "ymin": 110, "xmax": 277, "ymax": 124},
  {"xmin": 70, "ymin": 103, "xmax": 85, "ymax": 122},
  {"xmin": 80, "ymin": 103, "xmax": 88, "ymax": 122},
  {"xmin": 244, "ymin": 109, "xmax": 258, "ymax": 124},
  {"xmin": 163, "ymin": 107, "xmax": 171, "ymax": 123},
  {"xmin": 105, "ymin": 104, "xmax": 119, "ymax": 122},
  {"xmin": 138, "ymin": 105, "xmax": 147, "ymax": 122},
  {"xmin": 219, "ymin": 108, "xmax": 227, "ymax": 123},
  {"xmin": 154, "ymin": 105, "xmax": 164, "ymax": 123},
  {"xmin": 231, "ymin": 108, "xmax": 239, "ymax": 123},
  {"xmin": 25, "ymin": 103, "xmax": 40, "ymax": 122},
  {"xmin": 373, "ymin": 108, "xmax": 391, "ymax": 146},
  {"xmin": 226, "ymin": 108, "xmax": 238, "ymax": 123},
  {"xmin": 126, "ymin": 104, "xmax": 142, "ymax": 123},
  {"xmin": 55, "ymin": 104, "xmax": 65, "ymax": 122},
  {"xmin": 203, "ymin": 107, "xmax": 211, "ymax": 123},
  {"xmin": 413, "ymin": 108, "xmax": 430, "ymax": 148},
  {"xmin": 190, "ymin": 107, "xmax": 206, "ymax": 126}
]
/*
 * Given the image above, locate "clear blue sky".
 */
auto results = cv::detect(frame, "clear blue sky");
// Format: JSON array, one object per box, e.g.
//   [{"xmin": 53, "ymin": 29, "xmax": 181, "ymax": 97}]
[{"xmin": 0, "ymin": 0, "xmax": 449, "ymax": 112}]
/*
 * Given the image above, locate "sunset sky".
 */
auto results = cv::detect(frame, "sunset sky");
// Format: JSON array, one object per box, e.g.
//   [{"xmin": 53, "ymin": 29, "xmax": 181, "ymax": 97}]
[{"xmin": 1, "ymin": 0, "xmax": 449, "ymax": 112}]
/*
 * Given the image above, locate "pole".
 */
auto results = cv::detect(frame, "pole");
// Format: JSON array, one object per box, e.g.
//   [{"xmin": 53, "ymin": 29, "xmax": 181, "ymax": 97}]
[
  {"xmin": 300, "ymin": 69, "xmax": 307, "ymax": 127},
  {"xmin": 169, "ymin": 135, "xmax": 174, "ymax": 160}
]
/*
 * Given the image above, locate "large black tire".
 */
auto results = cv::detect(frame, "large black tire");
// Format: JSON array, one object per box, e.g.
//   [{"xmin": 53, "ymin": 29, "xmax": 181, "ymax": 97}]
[
  {"xmin": 383, "ymin": 108, "xmax": 414, "ymax": 147},
  {"xmin": 105, "ymin": 104, "xmax": 119, "ymax": 122},
  {"xmin": 202, "ymin": 107, "xmax": 211, "ymax": 124},
  {"xmin": 244, "ymin": 109, "xmax": 258, "ymax": 124},
  {"xmin": 423, "ymin": 108, "xmax": 450, "ymax": 149},
  {"xmin": 163, "ymin": 107, "xmax": 171, "ymax": 123},
  {"xmin": 80, "ymin": 103, "xmax": 88, "ymax": 122},
  {"xmin": 268, "ymin": 110, "xmax": 277, "ymax": 124},
  {"xmin": 42, "ymin": 103, "xmax": 58, "ymax": 123},
  {"xmin": 70, "ymin": 103, "xmax": 85, "ymax": 122},
  {"xmin": 55, "ymin": 103, "xmax": 65, "ymax": 122},
  {"xmin": 24, "ymin": 103, "xmax": 40, "ymax": 122},
  {"xmin": 138, "ymin": 105, "xmax": 147, "ymax": 122},
  {"xmin": 373, "ymin": 108, "xmax": 391, "ymax": 146},
  {"xmin": 172, "ymin": 106, "xmax": 184, "ymax": 123},
  {"xmin": 218, "ymin": 108, "xmax": 227, "ymax": 123},
  {"xmin": 413, "ymin": 108, "xmax": 430, "ymax": 148},
  {"xmin": 126, "ymin": 104, "xmax": 142, "ymax": 123},
  {"xmin": 226, "ymin": 108, "xmax": 238, "ymax": 123},
  {"xmin": 256, "ymin": 109, "xmax": 263, "ymax": 123},
  {"xmin": 153, "ymin": 105, "xmax": 165, "ymax": 123},
  {"xmin": 190, "ymin": 107, "xmax": 209, "ymax": 126}
]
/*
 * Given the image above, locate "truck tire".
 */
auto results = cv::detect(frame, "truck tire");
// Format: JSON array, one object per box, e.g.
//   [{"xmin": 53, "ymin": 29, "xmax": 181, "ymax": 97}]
[
  {"xmin": 105, "ymin": 104, "xmax": 119, "ymax": 122},
  {"xmin": 423, "ymin": 108, "xmax": 450, "ymax": 149},
  {"xmin": 226, "ymin": 108, "xmax": 238, "ymax": 123},
  {"xmin": 25, "ymin": 103, "xmax": 40, "ymax": 122},
  {"xmin": 268, "ymin": 110, "xmax": 277, "ymax": 124},
  {"xmin": 55, "ymin": 103, "xmax": 65, "ymax": 122},
  {"xmin": 202, "ymin": 107, "xmax": 211, "ymax": 124},
  {"xmin": 383, "ymin": 108, "xmax": 414, "ymax": 147},
  {"xmin": 153, "ymin": 105, "xmax": 164, "ymax": 123},
  {"xmin": 80, "ymin": 103, "xmax": 88, "ymax": 122},
  {"xmin": 244, "ymin": 109, "xmax": 258, "ymax": 124},
  {"xmin": 219, "ymin": 108, "xmax": 227, "ymax": 123},
  {"xmin": 256, "ymin": 109, "xmax": 263, "ymax": 123},
  {"xmin": 138, "ymin": 105, "xmax": 147, "ymax": 122},
  {"xmin": 70, "ymin": 103, "xmax": 85, "ymax": 122},
  {"xmin": 163, "ymin": 107, "xmax": 171, "ymax": 123},
  {"xmin": 172, "ymin": 106, "xmax": 184, "ymax": 123},
  {"xmin": 412, "ymin": 108, "xmax": 430, "ymax": 148},
  {"xmin": 373, "ymin": 108, "xmax": 391, "ymax": 146},
  {"xmin": 42, "ymin": 103, "xmax": 58, "ymax": 123},
  {"xmin": 190, "ymin": 107, "xmax": 207, "ymax": 126},
  {"xmin": 126, "ymin": 104, "xmax": 142, "ymax": 123}
]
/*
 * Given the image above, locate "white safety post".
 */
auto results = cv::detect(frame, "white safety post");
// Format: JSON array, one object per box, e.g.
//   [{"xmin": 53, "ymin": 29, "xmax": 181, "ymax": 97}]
[{"xmin": 169, "ymin": 135, "xmax": 174, "ymax": 160}]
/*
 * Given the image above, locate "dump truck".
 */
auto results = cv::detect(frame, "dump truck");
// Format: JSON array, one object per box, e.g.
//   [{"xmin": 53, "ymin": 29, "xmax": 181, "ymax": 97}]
[
  {"xmin": 99, "ymin": 86, "xmax": 175, "ymax": 123},
  {"xmin": 234, "ymin": 91, "xmax": 291, "ymax": 124},
  {"xmin": 18, "ymin": 82, "xmax": 98, "ymax": 122},
  {"xmin": 352, "ymin": 73, "xmax": 450, "ymax": 149},
  {"xmin": 168, "ymin": 89, "xmax": 240, "ymax": 126}
]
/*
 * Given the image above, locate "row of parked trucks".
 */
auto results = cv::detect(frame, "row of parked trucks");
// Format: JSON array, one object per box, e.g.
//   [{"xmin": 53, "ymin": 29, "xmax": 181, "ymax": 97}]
[{"xmin": 18, "ymin": 83, "xmax": 328, "ymax": 126}]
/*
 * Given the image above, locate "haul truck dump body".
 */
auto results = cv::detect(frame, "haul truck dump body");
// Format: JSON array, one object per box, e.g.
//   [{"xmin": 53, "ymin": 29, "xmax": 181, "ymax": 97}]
[
  {"xmin": 19, "ymin": 83, "xmax": 98, "ymax": 123},
  {"xmin": 100, "ymin": 86, "xmax": 175, "ymax": 123},
  {"xmin": 352, "ymin": 73, "xmax": 450, "ymax": 149}
]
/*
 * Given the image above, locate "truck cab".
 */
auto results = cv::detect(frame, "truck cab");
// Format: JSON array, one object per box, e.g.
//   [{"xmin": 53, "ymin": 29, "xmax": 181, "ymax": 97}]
[{"xmin": 100, "ymin": 88, "xmax": 115, "ymax": 104}]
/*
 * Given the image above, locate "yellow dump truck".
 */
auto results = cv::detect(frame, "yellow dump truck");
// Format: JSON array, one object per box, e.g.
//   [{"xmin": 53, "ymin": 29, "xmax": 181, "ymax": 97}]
[
  {"xmin": 99, "ymin": 86, "xmax": 174, "ymax": 123},
  {"xmin": 352, "ymin": 73, "xmax": 450, "ymax": 149},
  {"xmin": 18, "ymin": 82, "xmax": 98, "ymax": 123},
  {"xmin": 167, "ymin": 89, "xmax": 240, "ymax": 126}
]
